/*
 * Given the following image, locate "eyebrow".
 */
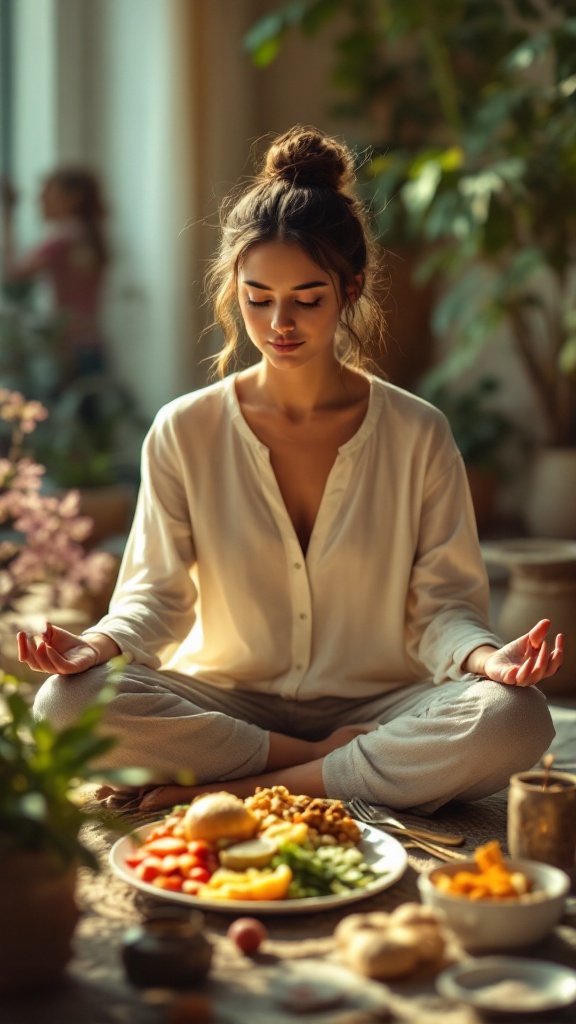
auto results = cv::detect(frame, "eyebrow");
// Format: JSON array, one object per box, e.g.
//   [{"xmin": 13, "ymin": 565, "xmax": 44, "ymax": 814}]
[{"xmin": 241, "ymin": 279, "xmax": 329, "ymax": 291}]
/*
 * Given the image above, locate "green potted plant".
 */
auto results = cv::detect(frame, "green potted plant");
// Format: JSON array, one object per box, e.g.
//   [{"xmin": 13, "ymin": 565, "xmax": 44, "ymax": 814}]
[
  {"xmin": 1, "ymin": 284, "xmax": 145, "ymax": 543},
  {"xmin": 418, "ymin": 376, "xmax": 528, "ymax": 533},
  {"xmin": 245, "ymin": 0, "xmax": 576, "ymax": 534},
  {"xmin": 0, "ymin": 670, "xmax": 131, "ymax": 994}
]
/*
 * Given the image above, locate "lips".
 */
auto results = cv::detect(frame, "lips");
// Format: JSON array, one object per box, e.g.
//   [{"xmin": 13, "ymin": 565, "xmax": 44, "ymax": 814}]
[{"xmin": 269, "ymin": 338, "xmax": 304, "ymax": 350}]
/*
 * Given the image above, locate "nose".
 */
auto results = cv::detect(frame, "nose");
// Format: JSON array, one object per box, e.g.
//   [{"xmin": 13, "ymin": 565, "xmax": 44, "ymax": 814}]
[{"xmin": 271, "ymin": 304, "xmax": 295, "ymax": 334}]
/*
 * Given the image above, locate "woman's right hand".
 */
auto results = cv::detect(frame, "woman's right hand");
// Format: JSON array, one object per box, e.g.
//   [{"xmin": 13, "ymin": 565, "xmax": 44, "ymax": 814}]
[{"xmin": 17, "ymin": 622, "xmax": 112, "ymax": 675}]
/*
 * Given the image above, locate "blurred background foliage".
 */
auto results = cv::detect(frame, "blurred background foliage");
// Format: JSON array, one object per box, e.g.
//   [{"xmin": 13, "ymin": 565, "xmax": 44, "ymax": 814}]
[{"xmin": 245, "ymin": 0, "xmax": 576, "ymax": 448}]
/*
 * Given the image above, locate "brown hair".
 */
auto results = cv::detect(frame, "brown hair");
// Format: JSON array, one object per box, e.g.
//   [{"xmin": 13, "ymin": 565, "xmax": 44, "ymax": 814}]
[
  {"xmin": 205, "ymin": 126, "xmax": 386, "ymax": 377},
  {"xmin": 46, "ymin": 166, "xmax": 109, "ymax": 268}
]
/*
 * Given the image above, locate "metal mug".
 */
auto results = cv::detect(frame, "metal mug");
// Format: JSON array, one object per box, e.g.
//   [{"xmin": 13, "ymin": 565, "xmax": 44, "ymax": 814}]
[{"xmin": 508, "ymin": 770, "xmax": 576, "ymax": 878}]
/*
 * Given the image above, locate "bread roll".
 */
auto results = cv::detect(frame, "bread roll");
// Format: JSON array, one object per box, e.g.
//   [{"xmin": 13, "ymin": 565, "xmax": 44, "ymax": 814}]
[
  {"xmin": 345, "ymin": 927, "xmax": 420, "ymax": 980},
  {"xmin": 334, "ymin": 912, "xmax": 391, "ymax": 947},
  {"xmin": 183, "ymin": 792, "xmax": 258, "ymax": 842}
]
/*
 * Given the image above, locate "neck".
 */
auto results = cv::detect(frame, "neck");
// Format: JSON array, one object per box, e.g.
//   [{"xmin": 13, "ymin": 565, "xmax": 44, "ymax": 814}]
[{"xmin": 252, "ymin": 354, "xmax": 357, "ymax": 418}]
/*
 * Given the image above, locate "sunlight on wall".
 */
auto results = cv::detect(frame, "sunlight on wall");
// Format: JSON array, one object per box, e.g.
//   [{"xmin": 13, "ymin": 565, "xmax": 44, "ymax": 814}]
[{"xmin": 12, "ymin": 0, "xmax": 57, "ymax": 247}]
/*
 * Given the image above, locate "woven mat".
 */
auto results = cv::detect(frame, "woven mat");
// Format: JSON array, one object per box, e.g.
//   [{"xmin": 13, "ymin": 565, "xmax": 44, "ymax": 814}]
[{"xmin": 3, "ymin": 704, "xmax": 575, "ymax": 1024}]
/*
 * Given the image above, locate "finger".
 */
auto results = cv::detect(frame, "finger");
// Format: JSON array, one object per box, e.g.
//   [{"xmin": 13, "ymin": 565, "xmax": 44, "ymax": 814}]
[
  {"xmin": 527, "ymin": 619, "xmax": 550, "ymax": 649},
  {"xmin": 546, "ymin": 637, "xmax": 565, "ymax": 677},
  {"xmin": 18, "ymin": 635, "xmax": 44, "ymax": 671},
  {"xmin": 28, "ymin": 641, "xmax": 51, "ymax": 672},
  {"xmin": 17, "ymin": 631, "xmax": 30, "ymax": 661},
  {"xmin": 523, "ymin": 640, "xmax": 550, "ymax": 685},
  {"xmin": 515, "ymin": 653, "xmax": 539, "ymax": 686},
  {"xmin": 29, "ymin": 640, "xmax": 65, "ymax": 674},
  {"xmin": 501, "ymin": 664, "xmax": 520, "ymax": 685},
  {"xmin": 42, "ymin": 644, "xmax": 88, "ymax": 675}
]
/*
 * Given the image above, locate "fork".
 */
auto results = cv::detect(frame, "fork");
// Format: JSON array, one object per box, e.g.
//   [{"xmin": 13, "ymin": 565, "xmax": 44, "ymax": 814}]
[
  {"xmin": 401, "ymin": 838, "xmax": 468, "ymax": 862},
  {"xmin": 346, "ymin": 798, "xmax": 465, "ymax": 847}
]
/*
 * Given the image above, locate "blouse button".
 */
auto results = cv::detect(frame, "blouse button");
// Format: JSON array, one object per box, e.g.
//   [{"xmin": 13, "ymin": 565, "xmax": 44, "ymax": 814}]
[
  {"xmin": 296, "ymin": 664, "xmax": 303, "ymax": 671},
  {"xmin": 293, "ymin": 562, "xmax": 302, "ymax": 570}
]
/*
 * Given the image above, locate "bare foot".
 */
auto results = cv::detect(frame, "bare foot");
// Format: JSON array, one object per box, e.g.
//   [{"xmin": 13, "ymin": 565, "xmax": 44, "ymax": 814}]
[
  {"xmin": 140, "ymin": 785, "xmax": 200, "ymax": 813},
  {"xmin": 316, "ymin": 722, "xmax": 379, "ymax": 757}
]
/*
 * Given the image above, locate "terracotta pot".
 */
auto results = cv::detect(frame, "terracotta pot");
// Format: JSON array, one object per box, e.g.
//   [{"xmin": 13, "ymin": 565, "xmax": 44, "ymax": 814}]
[
  {"xmin": 0, "ymin": 851, "xmax": 79, "ymax": 994},
  {"xmin": 524, "ymin": 446, "xmax": 576, "ymax": 539},
  {"xmin": 78, "ymin": 483, "xmax": 135, "ymax": 548},
  {"xmin": 466, "ymin": 466, "xmax": 499, "ymax": 536}
]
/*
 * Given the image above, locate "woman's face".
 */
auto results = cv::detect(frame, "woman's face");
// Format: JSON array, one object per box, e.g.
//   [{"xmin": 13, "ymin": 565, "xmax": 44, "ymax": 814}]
[
  {"xmin": 238, "ymin": 241, "xmax": 348, "ymax": 372},
  {"xmin": 40, "ymin": 179, "xmax": 76, "ymax": 220}
]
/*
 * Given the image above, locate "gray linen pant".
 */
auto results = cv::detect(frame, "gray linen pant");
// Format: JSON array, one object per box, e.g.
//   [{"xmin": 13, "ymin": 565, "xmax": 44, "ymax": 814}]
[{"xmin": 33, "ymin": 664, "xmax": 555, "ymax": 814}]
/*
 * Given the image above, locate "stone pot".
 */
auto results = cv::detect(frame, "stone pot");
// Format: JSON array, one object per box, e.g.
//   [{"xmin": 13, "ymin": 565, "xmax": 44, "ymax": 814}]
[
  {"xmin": 524, "ymin": 446, "xmax": 576, "ymax": 539},
  {"xmin": 0, "ymin": 851, "xmax": 79, "ymax": 994}
]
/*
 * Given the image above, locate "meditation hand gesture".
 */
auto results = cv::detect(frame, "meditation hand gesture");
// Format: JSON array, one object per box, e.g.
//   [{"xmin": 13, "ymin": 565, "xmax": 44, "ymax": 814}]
[
  {"xmin": 17, "ymin": 622, "xmax": 118, "ymax": 675},
  {"xmin": 483, "ymin": 619, "xmax": 564, "ymax": 687}
]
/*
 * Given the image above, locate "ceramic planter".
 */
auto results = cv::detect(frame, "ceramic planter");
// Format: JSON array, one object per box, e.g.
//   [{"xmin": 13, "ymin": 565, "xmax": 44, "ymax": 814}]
[
  {"xmin": 524, "ymin": 446, "xmax": 576, "ymax": 539},
  {"xmin": 0, "ymin": 851, "xmax": 79, "ymax": 994}
]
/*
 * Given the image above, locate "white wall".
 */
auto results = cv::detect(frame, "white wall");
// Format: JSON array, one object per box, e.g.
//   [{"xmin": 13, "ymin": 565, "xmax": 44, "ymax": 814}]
[
  {"xmin": 12, "ymin": 0, "xmax": 58, "ymax": 247},
  {"xmin": 9, "ymin": 0, "xmax": 200, "ymax": 419},
  {"xmin": 90, "ymin": 0, "xmax": 196, "ymax": 415}
]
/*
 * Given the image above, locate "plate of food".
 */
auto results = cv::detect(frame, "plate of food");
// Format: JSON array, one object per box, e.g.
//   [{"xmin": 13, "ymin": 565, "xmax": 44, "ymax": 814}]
[{"xmin": 109, "ymin": 786, "xmax": 408, "ymax": 914}]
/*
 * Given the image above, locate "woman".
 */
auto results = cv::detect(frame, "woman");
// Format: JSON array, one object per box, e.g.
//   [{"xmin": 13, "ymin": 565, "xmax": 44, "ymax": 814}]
[
  {"xmin": 19, "ymin": 127, "xmax": 562, "ymax": 814},
  {"xmin": 1, "ymin": 166, "xmax": 109, "ymax": 381}
]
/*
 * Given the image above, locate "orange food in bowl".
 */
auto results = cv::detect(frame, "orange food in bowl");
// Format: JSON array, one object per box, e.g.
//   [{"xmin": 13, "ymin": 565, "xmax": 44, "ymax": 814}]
[{"xmin": 433, "ymin": 841, "xmax": 533, "ymax": 901}]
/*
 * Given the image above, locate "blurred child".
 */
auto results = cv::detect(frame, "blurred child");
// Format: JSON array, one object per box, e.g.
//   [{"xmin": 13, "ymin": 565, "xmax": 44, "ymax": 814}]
[{"xmin": 1, "ymin": 166, "xmax": 109, "ymax": 382}]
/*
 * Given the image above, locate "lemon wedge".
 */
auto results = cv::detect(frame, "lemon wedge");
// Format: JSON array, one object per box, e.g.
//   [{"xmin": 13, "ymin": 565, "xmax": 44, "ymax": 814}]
[{"xmin": 219, "ymin": 837, "xmax": 278, "ymax": 870}]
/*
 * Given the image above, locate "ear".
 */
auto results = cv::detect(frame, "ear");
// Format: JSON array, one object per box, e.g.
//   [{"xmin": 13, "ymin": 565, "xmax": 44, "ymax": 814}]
[{"xmin": 345, "ymin": 274, "xmax": 364, "ymax": 306}]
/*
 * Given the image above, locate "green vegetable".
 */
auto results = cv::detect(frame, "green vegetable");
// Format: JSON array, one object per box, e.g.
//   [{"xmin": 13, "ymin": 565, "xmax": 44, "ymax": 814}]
[{"xmin": 272, "ymin": 842, "xmax": 378, "ymax": 899}]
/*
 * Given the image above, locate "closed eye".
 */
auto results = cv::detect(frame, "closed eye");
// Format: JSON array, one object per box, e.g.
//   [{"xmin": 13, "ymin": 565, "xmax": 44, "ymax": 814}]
[{"xmin": 246, "ymin": 297, "xmax": 322, "ymax": 308}]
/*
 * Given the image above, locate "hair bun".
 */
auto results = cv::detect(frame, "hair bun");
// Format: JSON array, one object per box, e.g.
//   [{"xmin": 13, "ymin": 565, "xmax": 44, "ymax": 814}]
[{"xmin": 262, "ymin": 125, "xmax": 356, "ymax": 192}]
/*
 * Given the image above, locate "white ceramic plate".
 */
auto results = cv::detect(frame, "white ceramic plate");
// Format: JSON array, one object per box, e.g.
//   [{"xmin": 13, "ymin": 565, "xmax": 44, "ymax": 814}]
[
  {"xmin": 109, "ymin": 819, "xmax": 407, "ymax": 914},
  {"xmin": 437, "ymin": 957, "xmax": 576, "ymax": 1014}
]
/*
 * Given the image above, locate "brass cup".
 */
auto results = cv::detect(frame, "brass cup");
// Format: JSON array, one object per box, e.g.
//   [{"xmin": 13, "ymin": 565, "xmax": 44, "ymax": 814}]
[{"xmin": 508, "ymin": 770, "xmax": 576, "ymax": 879}]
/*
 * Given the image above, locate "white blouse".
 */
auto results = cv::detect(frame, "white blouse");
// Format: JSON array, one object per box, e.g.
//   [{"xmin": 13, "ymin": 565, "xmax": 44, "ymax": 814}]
[{"xmin": 93, "ymin": 374, "xmax": 502, "ymax": 699}]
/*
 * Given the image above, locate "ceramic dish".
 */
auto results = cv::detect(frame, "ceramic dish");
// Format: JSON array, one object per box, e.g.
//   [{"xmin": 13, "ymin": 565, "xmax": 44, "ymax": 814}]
[
  {"xmin": 437, "ymin": 957, "xmax": 576, "ymax": 1014},
  {"xmin": 418, "ymin": 857, "xmax": 570, "ymax": 952},
  {"xmin": 109, "ymin": 819, "xmax": 407, "ymax": 914}
]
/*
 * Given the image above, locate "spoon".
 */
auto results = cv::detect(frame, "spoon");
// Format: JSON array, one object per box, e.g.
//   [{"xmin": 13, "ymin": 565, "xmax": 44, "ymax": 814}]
[{"xmin": 541, "ymin": 752, "xmax": 555, "ymax": 790}]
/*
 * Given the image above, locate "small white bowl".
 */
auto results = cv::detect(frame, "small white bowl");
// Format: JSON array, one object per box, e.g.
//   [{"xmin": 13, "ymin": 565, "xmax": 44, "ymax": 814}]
[{"xmin": 417, "ymin": 858, "xmax": 570, "ymax": 953}]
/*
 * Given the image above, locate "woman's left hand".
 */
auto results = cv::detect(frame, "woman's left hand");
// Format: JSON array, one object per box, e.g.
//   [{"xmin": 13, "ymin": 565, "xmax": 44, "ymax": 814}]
[{"xmin": 483, "ymin": 619, "xmax": 564, "ymax": 687}]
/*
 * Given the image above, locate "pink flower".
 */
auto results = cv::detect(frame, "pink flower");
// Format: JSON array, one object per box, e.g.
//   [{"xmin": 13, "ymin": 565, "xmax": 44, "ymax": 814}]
[{"xmin": 0, "ymin": 388, "xmax": 113, "ymax": 613}]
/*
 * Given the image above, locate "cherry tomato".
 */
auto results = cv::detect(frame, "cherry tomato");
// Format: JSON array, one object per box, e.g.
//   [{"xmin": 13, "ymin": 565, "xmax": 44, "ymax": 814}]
[
  {"xmin": 187, "ymin": 840, "xmax": 213, "ymax": 860},
  {"xmin": 227, "ymin": 917, "xmax": 268, "ymax": 955},
  {"xmin": 125, "ymin": 849, "xmax": 148, "ymax": 867},
  {"xmin": 135, "ymin": 856, "xmax": 164, "ymax": 882},
  {"xmin": 188, "ymin": 865, "xmax": 211, "ymax": 884},
  {"xmin": 147, "ymin": 824, "xmax": 176, "ymax": 841},
  {"xmin": 182, "ymin": 879, "xmax": 202, "ymax": 895},
  {"xmin": 152, "ymin": 875, "xmax": 183, "ymax": 892},
  {"xmin": 159, "ymin": 855, "xmax": 181, "ymax": 875},
  {"xmin": 144, "ymin": 836, "xmax": 188, "ymax": 857}
]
